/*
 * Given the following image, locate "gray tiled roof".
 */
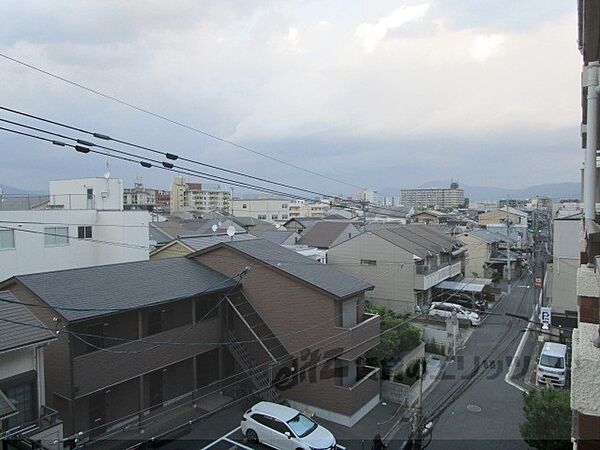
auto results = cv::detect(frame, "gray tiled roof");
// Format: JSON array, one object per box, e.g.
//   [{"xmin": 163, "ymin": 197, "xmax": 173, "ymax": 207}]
[
  {"xmin": 0, "ymin": 291, "xmax": 55, "ymax": 353},
  {"xmin": 222, "ymin": 239, "xmax": 373, "ymax": 299},
  {"xmin": 260, "ymin": 230, "xmax": 298, "ymax": 245},
  {"xmin": 298, "ymin": 221, "xmax": 356, "ymax": 248},
  {"xmin": 460, "ymin": 229, "xmax": 504, "ymax": 244},
  {"xmin": 179, "ymin": 233, "xmax": 257, "ymax": 252},
  {"xmin": 371, "ymin": 225, "xmax": 460, "ymax": 259},
  {"xmin": 15, "ymin": 258, "xmax": 237, "ymax": 322}
]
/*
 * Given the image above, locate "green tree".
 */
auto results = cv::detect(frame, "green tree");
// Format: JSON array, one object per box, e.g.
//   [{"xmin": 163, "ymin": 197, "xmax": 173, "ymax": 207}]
[
  {"xmin": 519, "ymin": 388, "xmax": 571, "ymax": 450},
  {"xmin": 491, "ymin": 271, "xmax": 502, "ymax": 283},
  {"xmin": 366, "ymin": 305, "xmax": 422, "ymax": 365}
]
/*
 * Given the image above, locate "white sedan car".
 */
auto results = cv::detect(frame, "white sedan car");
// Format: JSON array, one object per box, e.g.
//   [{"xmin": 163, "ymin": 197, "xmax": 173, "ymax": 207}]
[
  {"xmin": 428, "ymin": 302, "xmax": 481, "ymax": 326},
  {"xmin": 241, "ymin": 402, "xmax": 336, "ymax": 450}
]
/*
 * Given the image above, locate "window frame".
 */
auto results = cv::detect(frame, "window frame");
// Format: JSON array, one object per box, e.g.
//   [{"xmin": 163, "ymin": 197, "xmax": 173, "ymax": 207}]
[
  {"xmin": 44, "ymin": 226, "xmax": 69, "ymax": 247},
  {"xmin": 77, "ymin": 225, "xmax": 93, "ymax": 240},
  {"xmin": 0, "ymin": 227, "xmax": 15, "ymax": 250}
]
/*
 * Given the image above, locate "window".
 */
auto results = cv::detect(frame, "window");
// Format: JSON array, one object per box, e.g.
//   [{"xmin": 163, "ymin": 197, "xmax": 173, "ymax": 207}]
[
  {"xmin": 0, "ymin": 228, "xmax": 15, "ymax": 249},
  {"xmin": 4, "ymin": 381, "xmax": 36, "ymax": 428},
  {"xmin": 281, "ymin": 214, "xmax": 288, "ymax": 220},
  {"xmin": 282, "ymin": 204, "xmax": 288, "ymax": 209},
  {"xmin": 360, "ymin": 259, "xmax": 377, "ymax": 266},
  {"xmin": 77, "ymin": 226, "xmax": 93, "ymax": 239},
  {"xmin": 44, "ymin": 227, "xmax": 69, "ymax": 246},
  {"xmin": 271, "ymin": 214, "xmax": 278, "ymax": 220},
  {"xmin": 242, "ymin": 203, "xmax": 247, "ymax": 209},
  {"xmin": 258, "ymin": 214, "xmax": 267, "ymax": 220}
]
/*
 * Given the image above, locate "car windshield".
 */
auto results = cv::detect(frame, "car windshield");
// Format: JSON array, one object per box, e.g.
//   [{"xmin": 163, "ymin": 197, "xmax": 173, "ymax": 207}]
[
  {"xmin": 287, "ymin": 413, "xmax": 317, "ymax": 438},
  {"xmin": 540, "ymin": 354, "xmax": 564, "ymax": 369}
]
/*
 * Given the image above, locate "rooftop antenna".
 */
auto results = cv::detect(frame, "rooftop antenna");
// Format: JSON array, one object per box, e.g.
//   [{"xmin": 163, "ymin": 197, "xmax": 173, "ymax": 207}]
[
  {"xmin": 104, "ymin": 160, "xmax": 111, "ymax": 180},
  {"xmin": 211, "ymin": 224, "xmax": 218, "ymax": 236}
]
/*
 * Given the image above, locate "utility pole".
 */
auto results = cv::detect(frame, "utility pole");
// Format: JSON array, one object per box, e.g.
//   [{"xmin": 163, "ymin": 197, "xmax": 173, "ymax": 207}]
[
  {"xmin": 412, "ymin": 358, "xmax": 425, "ymax": 450},
  {"xmin": 506, "ymin": 202, "xmax": 511, "ymax": 294},
  {"xmin": 361, "ymin": 200, "xmax": 368, "ymax": 232}
]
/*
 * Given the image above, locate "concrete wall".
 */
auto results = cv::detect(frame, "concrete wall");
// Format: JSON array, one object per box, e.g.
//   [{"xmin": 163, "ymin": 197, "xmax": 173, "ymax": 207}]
[
  {"xmin": 328, "ymin": 233, "xmax": 416, "ymax": 313},
  {"xmin": 231, "ymin": 199, "xmax": 291, "ymax": 222},
  {"xmin": 0, "ymin": 209, "xmax": 149, "ymax": 281},
  {"xmin": 49, "ymin": 178, "xmax": 123, "ymax": 211}
]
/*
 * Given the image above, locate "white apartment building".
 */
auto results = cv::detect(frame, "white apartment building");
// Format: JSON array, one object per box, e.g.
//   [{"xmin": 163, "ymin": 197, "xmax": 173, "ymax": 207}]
[
  {"xmin": 400, "ymin": 182, "xmax": 465, "ymax": 208},
  {"xmin": 123, "ymin": 180, "xmax": 170, "ymax": 211},
  {"xmin": 0, "ymin": 178, "xmax": 150, "ymax": 281},
  {"xmin": 170, "ymin": 176, "xmax": 231, "ymax": 213},
  {"xmin": 288, "ymin": 199, "xmax": 329, "ymax": 218},
  {"xmin": 357, "ymin": 188, "xmax": 380, "ymax": 206},
  {"xmin": 231, "ymin": 198, "xmax": 292, "ymax": 222}
]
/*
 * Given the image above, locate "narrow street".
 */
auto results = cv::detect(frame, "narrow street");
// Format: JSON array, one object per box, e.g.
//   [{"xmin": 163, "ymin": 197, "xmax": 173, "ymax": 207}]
[{"xmin": 390, "ymin": 274, "xmax": 538, "ymax": 449}]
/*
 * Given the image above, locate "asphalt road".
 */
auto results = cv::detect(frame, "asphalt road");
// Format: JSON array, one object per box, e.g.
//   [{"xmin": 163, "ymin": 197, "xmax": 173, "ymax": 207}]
[{"xmin": 390, "ymin": 274, "xmax": 538, "ymax": 450}]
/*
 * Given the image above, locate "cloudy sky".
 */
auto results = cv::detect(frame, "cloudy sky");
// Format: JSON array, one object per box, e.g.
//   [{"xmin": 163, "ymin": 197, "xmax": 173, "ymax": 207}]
[{"xmin": 0, "ymin": 0, "xmax": 583, "ymax": 197}]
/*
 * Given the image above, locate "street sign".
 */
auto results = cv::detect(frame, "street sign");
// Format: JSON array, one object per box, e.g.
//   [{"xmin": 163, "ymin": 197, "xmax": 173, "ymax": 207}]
[
  {"xmin": 540, "ymin": 307, "xmax": 551, "ymax": 329},
  {"xmin": 534, "ymin": 277, "xmax": 542, "ymax": 288}
]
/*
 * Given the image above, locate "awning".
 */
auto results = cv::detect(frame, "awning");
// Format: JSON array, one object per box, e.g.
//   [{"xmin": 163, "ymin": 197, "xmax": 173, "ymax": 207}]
[{"xmin": 435, "ymin": 280, "xmax": 486, "ymax": 293}]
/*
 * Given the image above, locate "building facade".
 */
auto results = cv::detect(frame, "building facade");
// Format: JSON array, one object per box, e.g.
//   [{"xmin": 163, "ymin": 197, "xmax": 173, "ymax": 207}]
[
  {"xmin": 170, "ymin": 176, "xmax": 231, "ymax": 213},
  {"xmin": 400, "ymin": 182, "xmax": 465, "ymax": 209},
  {"xmin": 231, "ymin": 198, "xmax": 291, "ymax": 223},
  {"xmin": 123, "ymin": 180, "xmax": 170, "ymax": 211},
  {"xmin": 0, "ymin": 178, "xmax": 150, "ymax": 282}
]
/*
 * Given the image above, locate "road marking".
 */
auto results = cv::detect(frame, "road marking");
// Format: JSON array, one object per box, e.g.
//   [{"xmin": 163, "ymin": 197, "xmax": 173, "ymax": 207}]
[
  {"xmin": 200, "ymin": 427, "xmax": 243, "ymax": 450},
  {"xmin": 223, "ymin": 437, "xmax": 255, "ymax": 450},
  {"xmin": 504, "ymin": 303, "xmax": 537, "ymax": 394}
]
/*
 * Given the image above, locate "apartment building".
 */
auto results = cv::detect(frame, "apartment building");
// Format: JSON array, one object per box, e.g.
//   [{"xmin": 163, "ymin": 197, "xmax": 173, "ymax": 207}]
[
  {"xmin": 327, "ymin": 225, "xmax": 465, "ymax": 313},
  {"xmin": 357, "ymin": 188, "xmax": 380, "ymax": 206},
  {"xmin": 411, "ymin": 210, "xmax": 448, "ymax": 225},
  {"xmin": 400, "ymin": 182, "xmax": 465, "ymax": 208},
  {"xmin": 570, "ymin": 2, "xmax": 600, "ymax": 447},
  {"xmin": 123, "ymin": 180, "xmax": 170, "ymax": 211},
  {"xmin": 0, "ymin": 291, "xmax": 63, "ymax": 449},
  {"xmin": 288, "ymin": 200, "xmax": 329, "ymax": 218},
  {"xmin": 0, "ymin": 178, "xmax": 150, "ymax": 281},
  {"xmin": 457, "ymin": 229, "xmax": 508, "ymax": 278},
  {"xmin": 231, "ymin": 198, "xmax": 291, "ymax": 222},
  {"xmin": 170, "ymin": 176, "xmax": 231, "ymax": 213},
  {"xmin": 0, "ymin": 242, "xmax": 380, "ymax": 442}
]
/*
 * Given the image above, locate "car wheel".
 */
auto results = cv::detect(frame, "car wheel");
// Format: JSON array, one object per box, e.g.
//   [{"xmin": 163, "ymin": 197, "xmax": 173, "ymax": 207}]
[{"xmin": 245, "ymin": 429, "xmax": 259, "ymax": 443}]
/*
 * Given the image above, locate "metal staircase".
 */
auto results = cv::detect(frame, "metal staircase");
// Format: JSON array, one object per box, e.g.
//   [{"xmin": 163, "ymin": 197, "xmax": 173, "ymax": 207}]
[{"xmin": 225, "ymin": 293, "xmax": 290, "ymax": 404}]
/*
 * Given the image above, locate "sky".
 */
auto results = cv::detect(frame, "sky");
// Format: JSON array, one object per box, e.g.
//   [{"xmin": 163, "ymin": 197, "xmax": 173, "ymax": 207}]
[{"xmin": 0, "ymin": 0, "xmax": 584, "ymax": 197}]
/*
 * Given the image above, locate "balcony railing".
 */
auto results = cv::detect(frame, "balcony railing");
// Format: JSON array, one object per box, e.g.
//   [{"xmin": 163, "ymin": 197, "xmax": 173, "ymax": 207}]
[
  {"xmin": 335, "ymin": 313, "xmax": 380, "ymax": 361},
  {"xmin": 415, "ymin": 261, "xmax": 462, "ymax": 291},
  {"xmin": 1, "ymin": 405, "xmax": 61, "ymax": 440},
  {"xmin": 333, "ymin": 365, "xmax": 380, "ymax": 416}
]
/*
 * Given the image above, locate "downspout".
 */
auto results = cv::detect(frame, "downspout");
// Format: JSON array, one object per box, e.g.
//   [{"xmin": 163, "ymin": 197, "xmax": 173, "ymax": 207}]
[{"xmin": 584, "ymin": 61, "xmax": 599, "ymax": 220}]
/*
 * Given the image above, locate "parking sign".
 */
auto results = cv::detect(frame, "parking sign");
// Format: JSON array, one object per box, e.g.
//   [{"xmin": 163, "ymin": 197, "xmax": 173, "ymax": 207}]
[
  {"xmin": 534, "ymin": 277, "xmax": 542, "ymax": 288},
  {"xmin": 540, "ymin": 307, "xmax": 551, "ymax": 328}
]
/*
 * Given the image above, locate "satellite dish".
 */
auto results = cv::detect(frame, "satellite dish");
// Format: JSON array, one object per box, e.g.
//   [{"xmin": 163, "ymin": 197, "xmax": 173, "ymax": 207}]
[
  {"xmin": 275, "ymin": 223, "xmax": 281, "ymax": 229},
  {"xmin": 218, "ymin": 221, "xmax": 223, "ymax": 227},
  {"xmin": 211, "ymin": 224, "xmax": 218, "ymax": 233},
  {"xmin": 226, "ymin": 226, "xmax": 236, "ymax": 237},
  {"xmin": 104, "ymin": 171, "xmax": 111, "ymax": 179}
]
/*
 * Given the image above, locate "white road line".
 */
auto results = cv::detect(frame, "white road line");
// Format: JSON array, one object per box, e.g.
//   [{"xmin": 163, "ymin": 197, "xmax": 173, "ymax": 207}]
[
  {"xmin": 199, "ymin": 427, "xmax": 242, "ymax": 450},
  {"xmin": 504, "ymin": 303, "xmax": 537, "ymax": 394},
  {"xmin": 223, "ymin": 437, "xmax": 255, "ymax": 450}
]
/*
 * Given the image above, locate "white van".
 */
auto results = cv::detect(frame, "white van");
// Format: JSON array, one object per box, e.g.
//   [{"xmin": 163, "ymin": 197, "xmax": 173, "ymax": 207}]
[{"xmin": 536, "ymin": 342, "xmax": 568, "ymax": 387}]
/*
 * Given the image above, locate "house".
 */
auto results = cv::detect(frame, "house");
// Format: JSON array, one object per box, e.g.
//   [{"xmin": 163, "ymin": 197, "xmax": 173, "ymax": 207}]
[
  {"xmin": 327, "ymin": 225, "xmax": 465, "ymax": 313},
  {"xmin": 0, "ymin": 178, "xmax": 150, "ymax": 281},
  {"xmin": 477, "ymin": 207, "xmax": 528, "ymax": 227},
  {"xmin": 282, "ymin": 217, "xmax": 324, "ymax": 234},
  {"xmin": 260, "ymin": 230, "xmax": 301, "ymax": 246},
  {"xmin": 149, "ymin": 232, "xmax": 257, "ymax": 260},
  {"xmin": 148, "ymin": 216, "xmax": 246, "ymax": 248},
  {"xmin": 0, "ymin": 243, "xmax": 380, "ymax": 442},
  {"xmin": 457, "ymin": 229, "xmax": 507, "ymax": 278},
  {"xmin": 231, "ymin": 198, "xmax": 291, "ymax": 223},
  {"xmin": 297, "ymin": 221, "xmax": 361, "ymax": 250},
  {"xmin": 0, "ymin": 291, "xmax": 62, "ymax": 448},
  {"xmin": 410, "ymin": 210, "xmax": 448, "ymax": 225}
]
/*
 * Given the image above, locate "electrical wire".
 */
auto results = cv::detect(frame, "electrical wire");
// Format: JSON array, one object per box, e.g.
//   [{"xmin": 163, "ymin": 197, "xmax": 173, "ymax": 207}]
[{"xmin": 0, "ymin": 55, "xmax": 362, "ymax": 190}]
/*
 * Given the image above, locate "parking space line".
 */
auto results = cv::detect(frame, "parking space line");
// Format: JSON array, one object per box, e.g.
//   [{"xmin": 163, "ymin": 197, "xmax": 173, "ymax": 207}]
[
  {"xmin": 336, "ymin": 444, "xmax": 346, "ymax": 450},
  {"xmin": 223, "ymin": 437, "xmax": 255, "ymax": 450},
  {"xmin": 199, "ymin": 427, "xmax": 241, "ymax": 450}
]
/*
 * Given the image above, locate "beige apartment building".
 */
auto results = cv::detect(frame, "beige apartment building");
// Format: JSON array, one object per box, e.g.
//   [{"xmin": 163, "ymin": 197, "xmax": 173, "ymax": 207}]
[
  {"xmin": 231, "ymin": 198, "xmax": 292, "ymax": 222},
  {"xmin": 170, "ymin": 176, "xmax": 231, "ymax": 213},
  {"xmin": 400, "ymin": 182, "xmax": 465, "ymax": 209}
]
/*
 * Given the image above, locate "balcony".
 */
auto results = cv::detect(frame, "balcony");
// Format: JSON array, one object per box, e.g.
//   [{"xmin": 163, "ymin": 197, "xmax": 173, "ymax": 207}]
[
  {"xmin": 571, "ymin": 322, "xmax": 600, "ymax": 418},
  {"xmin": 415, "ymin": 261, "xmax": 462, "ymax": 291},
  {"xmin": 333, "ymin": 365, "xmax": 380, "ymax": 416},
  {"xmin": 335, "ymin": 313, "xmax": 380, "ymax": 361},
  {"xmin": 2, "ymin": 405, "xmax": 63, "ymax": 449},
  {"xmin": 72, "ymin": 318, "xmax": 220, "ymax": 397}
]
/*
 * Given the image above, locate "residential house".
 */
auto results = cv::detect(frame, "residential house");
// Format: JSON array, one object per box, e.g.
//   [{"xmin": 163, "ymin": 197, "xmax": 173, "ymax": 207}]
[
  {"xmin": 477, "ymin": 207, "xmax": 528, "ymax": 228},
  {"xmin": 283, "ymin": 217, "xmax": 324, "ymax": 234},
  {"xmin": 0, "ymin": 242, "xmax": 380, "ymax": 442},
  {"xmin": 0, "ymin": 291, "xmax": 62, "ymax": 449},
  {"xmin": 260, "ymin": 230, "xmax": 301, "ymax": 246},
  {"xmin": 0, "ymin": 178, "xmax": 150, "ymax": 281},
  {"xmin": 150, "ymin": 233, "xmax": 257, "ymax": 260},
  {"xmin": 297, "ymin": 221, "xmax": 361, "ymax": 250},
  {"xmin": 148, "ymin": 216, "xmax": 246, "ymax": 249},
  {"xmin": 327, "ymin": 225, "xmax": 465, "ymax": 313},
  {"xmin": 457, "ymin": 229, "xmax": 507, "ymax": 278},
  {"xmin": 411, "ymin": 210, "xmax": 448, "ymax": 225}
]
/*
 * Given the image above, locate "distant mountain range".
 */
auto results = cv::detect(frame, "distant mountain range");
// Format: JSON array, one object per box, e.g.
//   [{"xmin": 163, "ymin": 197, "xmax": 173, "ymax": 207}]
[{"xmin": 411, "ymin": 181, "xmax": 581, "ymax": 201}]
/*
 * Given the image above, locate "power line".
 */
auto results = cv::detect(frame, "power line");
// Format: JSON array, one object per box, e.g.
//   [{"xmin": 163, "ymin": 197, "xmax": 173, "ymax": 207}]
[{"xmin": 0, "ymin": 54, "xmax": 362, "ymax": 190}]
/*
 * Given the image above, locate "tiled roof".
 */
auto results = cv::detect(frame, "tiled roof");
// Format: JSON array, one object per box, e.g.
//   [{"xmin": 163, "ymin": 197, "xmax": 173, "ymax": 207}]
[
  {"xmin": 0, "ymin": 291, "xmax": 55, "ymax": 352},
  {"xmin": 14, "ymin": 258, "xmax": 237, "ymax": 322},
  {"xmin": 298, "ymin": 221, "xmax": 356, "ymax": 248}
]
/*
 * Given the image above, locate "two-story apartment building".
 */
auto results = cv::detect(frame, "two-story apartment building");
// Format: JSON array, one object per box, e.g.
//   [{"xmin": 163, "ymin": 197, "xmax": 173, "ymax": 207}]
[
  {"xmin": 0, "ymin": 291, "xmax": 62, "ymax": 449},
  {"xmin": 457, "ymin": 229, "xmax": 506, "ymax": 278},
  {"xmin": 231, "ymin": 198, "xmax": 292, "ymax": 223},
  {"xmin": 0, "ymin": 178, "xmax": 150, "ymax": 281},
  {"xmin": 327, "ymin": 225, "xmax": 465, "ymax": 313},
  {"xmin": 0, "ymin": 240, "xmax": 380, "ymax": 443}
]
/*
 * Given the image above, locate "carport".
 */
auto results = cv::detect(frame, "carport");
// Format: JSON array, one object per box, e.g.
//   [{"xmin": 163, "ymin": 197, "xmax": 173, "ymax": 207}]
[{"xmin": 434, "ymin": 278, "xmax": 492, "ymax": 309}]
